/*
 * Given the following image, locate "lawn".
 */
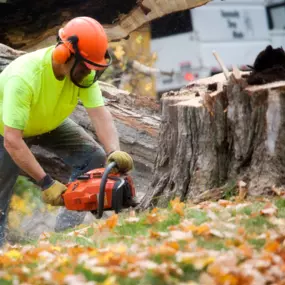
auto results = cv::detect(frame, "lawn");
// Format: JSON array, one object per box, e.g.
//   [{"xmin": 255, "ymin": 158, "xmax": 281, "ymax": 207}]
[{"xmin": 1, "ymin": 193, "xmax": 285, "ymax": 285}]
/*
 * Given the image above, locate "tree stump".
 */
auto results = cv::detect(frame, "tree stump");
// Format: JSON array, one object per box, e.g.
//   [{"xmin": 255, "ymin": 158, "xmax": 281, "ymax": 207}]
[{"xmin": 140, "ymin": 71, "xmax": 285, "ymax": 209}]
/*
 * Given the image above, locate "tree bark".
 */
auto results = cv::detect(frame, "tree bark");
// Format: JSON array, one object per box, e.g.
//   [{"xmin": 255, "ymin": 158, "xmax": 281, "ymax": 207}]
[{"xmin": 140, "ymin": 72, "xmax": 285, "ymax": 209}]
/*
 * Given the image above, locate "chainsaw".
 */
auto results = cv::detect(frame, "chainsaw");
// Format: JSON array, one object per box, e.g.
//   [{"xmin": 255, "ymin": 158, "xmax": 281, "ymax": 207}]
[{"xmin": 62, "ymin": 161, "xmax": 136, "ymax": 219}]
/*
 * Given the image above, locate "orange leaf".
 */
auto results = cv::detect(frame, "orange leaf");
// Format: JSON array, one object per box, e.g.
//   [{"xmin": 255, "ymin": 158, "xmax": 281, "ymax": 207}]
[
  {"xmin": 155, "ymin": 245, "xmax": 177, "ymax": 256},
  {"xmin": 218, "ymin": 200, "xmax": 233, "ymax": 207},
  {"xmin": 238, "ymin": 244, "xmax": 253, "ymax": 258},
  {"xmin": 237, "ymin": 227, "xmax": 246, "ymax": 236},
  {"xmin": 149, "ymin": 230, "xmax": 168, "ymax": 239},
  {"xmin": 165, "ymin": 241, "xmax": 180, "ymax": 251},
  {"xmin": 151, "ymin": 208, "xmax": 158, "ymax": 214},
  {"xmin": 106, "ymin": 214, "xmax": 118, "ymax": 229},
  {"xmin": 264, "ymin": 240, "xmax": 280, "ymax": 253},
  {"xmin": 195, "ymin": 224, "xmax": 211, "ymax": 236},
  {"xmin": 145, "ymin": 209, "xmax": 163, "ymax": 225},
  {"xmin": 219, "ymin": 274, "xmax": 239, "ymax": 285},
  {"xmin": 170, "ymin": 198, "xmax": 185, "ymax": 216}
]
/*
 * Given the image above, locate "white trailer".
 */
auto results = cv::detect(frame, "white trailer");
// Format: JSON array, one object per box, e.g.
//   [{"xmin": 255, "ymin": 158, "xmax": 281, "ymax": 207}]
[{"xmin": 151, "ymin": 0, "xmax": 285, "ymax": 94}]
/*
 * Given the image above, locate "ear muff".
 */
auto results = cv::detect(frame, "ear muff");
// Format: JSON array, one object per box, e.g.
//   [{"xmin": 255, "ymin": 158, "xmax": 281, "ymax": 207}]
[{"xmin": 52, "ymin": 43, "xmax": 71, "ymax": 64}]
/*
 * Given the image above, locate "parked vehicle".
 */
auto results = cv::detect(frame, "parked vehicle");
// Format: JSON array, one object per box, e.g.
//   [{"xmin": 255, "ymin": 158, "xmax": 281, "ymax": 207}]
[{"xmin": 151, "ymin": 0, "xmax": 285, "ymax": 94}]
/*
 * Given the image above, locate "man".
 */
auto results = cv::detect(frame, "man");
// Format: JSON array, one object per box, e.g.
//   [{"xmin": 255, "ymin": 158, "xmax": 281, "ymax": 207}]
[{"xmin": 0, "ymin": 16, "xmax": 136, "ymax": 246}]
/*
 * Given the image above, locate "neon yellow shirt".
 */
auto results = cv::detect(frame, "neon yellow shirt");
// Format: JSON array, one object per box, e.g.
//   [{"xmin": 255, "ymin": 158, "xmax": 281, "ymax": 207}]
[{"xmin": 0, "ymin": 46, "xmax": 104, "ymax": 137}]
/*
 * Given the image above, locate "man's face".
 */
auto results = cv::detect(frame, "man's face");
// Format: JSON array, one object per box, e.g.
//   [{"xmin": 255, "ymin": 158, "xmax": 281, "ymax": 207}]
[{"xmin": 71, "ymin": 61, "xmax": 92, "ymax": 83}]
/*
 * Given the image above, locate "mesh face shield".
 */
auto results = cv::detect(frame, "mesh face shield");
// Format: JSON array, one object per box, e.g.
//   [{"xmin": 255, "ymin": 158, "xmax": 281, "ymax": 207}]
[
  {"xmin": 62, "ymin": 35, "xmax": 112, "ymax": 88},
  {"xmin": 70, "ymin": 50, "xmax": 112, "ymax": 88}
]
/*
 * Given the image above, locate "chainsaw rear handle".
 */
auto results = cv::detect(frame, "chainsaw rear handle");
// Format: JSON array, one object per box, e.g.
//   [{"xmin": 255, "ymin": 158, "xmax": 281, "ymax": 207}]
[{"xmin": 96, "ymin": 161, "xmax": 117, "ymax": 219}]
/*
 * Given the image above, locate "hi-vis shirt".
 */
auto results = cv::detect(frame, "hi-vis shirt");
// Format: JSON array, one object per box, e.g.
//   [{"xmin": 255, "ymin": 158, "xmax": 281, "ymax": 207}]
[{"xmin": 0, "ymin": 46, "xmax": 104, "ymax": 137}]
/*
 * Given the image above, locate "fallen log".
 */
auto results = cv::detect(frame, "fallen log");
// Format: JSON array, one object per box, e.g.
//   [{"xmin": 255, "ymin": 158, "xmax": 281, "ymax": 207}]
[{"xmin": 0, "ymin": 0, "xmax": 211, "ymax": 50}]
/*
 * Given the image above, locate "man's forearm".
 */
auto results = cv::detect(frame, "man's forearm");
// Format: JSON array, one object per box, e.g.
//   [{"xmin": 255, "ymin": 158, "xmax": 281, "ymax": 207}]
[
  {"xmin": 87, "ymin": 106, "xmax": 121, "ymax": 155},
  {"xmin": 92, "ymin": 117, "xmax": 120, "ymax": 154},
  {"xmin": 4, "ymin": 139, "xmax": 46, "ymax": 182}
]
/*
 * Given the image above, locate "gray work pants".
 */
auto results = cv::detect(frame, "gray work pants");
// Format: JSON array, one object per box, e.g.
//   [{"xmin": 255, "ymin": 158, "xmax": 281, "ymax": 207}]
[{"xmin": 0, "ymin": 118, "xmax": 106, "ymax": 246}]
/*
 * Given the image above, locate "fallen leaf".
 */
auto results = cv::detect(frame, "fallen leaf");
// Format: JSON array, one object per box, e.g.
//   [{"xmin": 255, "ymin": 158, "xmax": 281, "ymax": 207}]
[
  {"xmin": 149, "ymin": 230, "xmax": 168, "ymax": 239},
  {"xmin": 170, "ymin": 198, "xmax": 185, "ymax": 216},
  {"xmin": 145, "ymin": 208, "xmax": 163, "ymax": 224},
  {"xmin": 195, "ymin": 224, "xmax": 211, "ymax": 236},
  {"xmin": 125, "ymin": 217, "xmax": 140, "ymax": 223},
  {"xmin": 237, "ymin": 180, "xmax": 248, "ymax": 201},
  {"xmin": 4, "ymin": 250, "xmax": 22, "ymax": 260},
  {"xmin": 153, "ymin": 245, "xmax": 177, "ymax": 256},
  {"xmin": 200, "ymin": 272, "xmax": 217, "ymax": 285},
  {"xmin": 238, "ymin": 244, "xmax": 253, "ymax": 258},
  {"xmin": 260, "ymin": 203, "xmax": 278, "ymax": 216},
  {"xmin": 272, "ymin": 185, "xmax": 285, "ymax": 197},
  {"xmin": 105, "ymin": 214, "xmax": 118, "ymax": 229},
  {"xmin": 210, "ymin": 229, "xmax": 224, "ymax": 238},
  {"xmin": 264, "ymin": 240, "xmax": 280, "ymax": 253},
  {"xmin": 170, "ymin": 230, "xmax": 193, "ymax": 241},
  {"xmin": 218, "ymin": 200, "xmax": 233, "ymax": 207}
]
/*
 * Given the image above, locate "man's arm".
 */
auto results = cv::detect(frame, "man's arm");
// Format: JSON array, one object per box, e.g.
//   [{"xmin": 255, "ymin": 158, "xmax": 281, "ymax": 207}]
[
  {"xmin": 4, "ymin": 126, "xmax": 46, "ymax": 182},
  {"xmin": 86, "ymin": 106, "xmax": 120, "ymax": 154}
]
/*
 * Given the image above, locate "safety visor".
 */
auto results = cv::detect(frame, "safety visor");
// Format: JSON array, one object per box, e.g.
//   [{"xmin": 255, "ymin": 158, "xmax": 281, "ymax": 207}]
[
  {"xmin": 84, "ymin": 50, "xmax": 112, "ymax": 71},
  {"xmin": 80, "ymin": 50, "xmax": 112, "ymax": 71},
  {"xmin": 71, "ymin": 50, "xmax": 112, "ymax": 88}
]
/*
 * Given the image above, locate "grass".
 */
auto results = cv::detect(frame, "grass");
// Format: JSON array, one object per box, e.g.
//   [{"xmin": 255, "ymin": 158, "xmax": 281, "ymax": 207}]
[
  {"xmin": 196, "ymin": 236, "xmax": 228, "ymax": 251},
  {"xmin": 275, "ymin": 198, "xmax": 285, "ymax": 218},
  {"xmin": 242, "ymin": 215, "xmax": 275, "ymax": 234},
  {"xmin": 185, "ymin": 209, "xmax": 209, "ymax": 225}
]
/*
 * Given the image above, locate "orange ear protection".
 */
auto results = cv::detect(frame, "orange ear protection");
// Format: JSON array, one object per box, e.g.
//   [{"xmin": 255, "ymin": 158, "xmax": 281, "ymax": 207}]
[
  {"xmin": 53, "ymin": 43, "xmax": 71, "ymax": 64},
  {"xmin": 52, "ymin": 36, "xmax": 77, "ymax": 64}
]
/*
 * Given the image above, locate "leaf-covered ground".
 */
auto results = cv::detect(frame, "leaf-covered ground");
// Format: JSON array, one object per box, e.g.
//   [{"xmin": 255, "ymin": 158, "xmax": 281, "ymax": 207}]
[{"xmin": 1, "ymin": 194, "xmax": 285, "ymax": 285}]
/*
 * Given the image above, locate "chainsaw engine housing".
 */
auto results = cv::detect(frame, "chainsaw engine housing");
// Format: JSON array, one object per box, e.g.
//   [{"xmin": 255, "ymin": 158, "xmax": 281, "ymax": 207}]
[{"xmin": 63, "ymin": 168, "xmax": 136, "ymax": 213}]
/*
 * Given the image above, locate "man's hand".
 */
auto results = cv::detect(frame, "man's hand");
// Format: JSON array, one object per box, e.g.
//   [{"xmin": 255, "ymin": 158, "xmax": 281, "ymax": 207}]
[
  {"xmin": 39, "ymin": 175, "xmax": 67, "ymax": 206},
  {"xmin": 42, "ymin": 180, "xmax": 66, "ymax": 206},
  {"xmin": 107, "ymin": 150, "xmax": 134, "ymax": 173}
]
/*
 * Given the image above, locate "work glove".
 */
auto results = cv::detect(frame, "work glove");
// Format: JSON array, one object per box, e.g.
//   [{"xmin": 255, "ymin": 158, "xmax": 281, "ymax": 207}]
[
  {"xmin": 107, "ymin": 150, "xmax": 134, "ymax": 173},
  {"xmin": 39, "ymin": 174, "xmax": 66, "ymax": 206}
]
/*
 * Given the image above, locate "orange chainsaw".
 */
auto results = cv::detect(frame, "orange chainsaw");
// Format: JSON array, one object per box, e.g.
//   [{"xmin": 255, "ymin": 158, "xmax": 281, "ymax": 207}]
[{"xmin": 62, "ymin": 162, "xmax": 136, "ymax": 219}]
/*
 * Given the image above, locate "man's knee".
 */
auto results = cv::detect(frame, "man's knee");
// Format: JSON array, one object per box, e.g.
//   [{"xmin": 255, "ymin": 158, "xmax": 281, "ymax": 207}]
[{"xmin": 88, "ymin": 147, "xmax": 106, "ymax": 169}]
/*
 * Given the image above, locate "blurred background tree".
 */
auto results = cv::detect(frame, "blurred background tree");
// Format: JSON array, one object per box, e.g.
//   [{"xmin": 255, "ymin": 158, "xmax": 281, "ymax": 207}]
[{"xmin": 101, "ymin": 25, "xmax": 173, "ymax": 98}]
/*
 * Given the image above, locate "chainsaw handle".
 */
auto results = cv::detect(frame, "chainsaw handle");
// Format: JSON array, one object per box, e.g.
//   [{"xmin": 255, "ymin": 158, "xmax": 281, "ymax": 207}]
[{"xmin": 96, "ymin": 161, "xmax": 117, "ymax": 219}]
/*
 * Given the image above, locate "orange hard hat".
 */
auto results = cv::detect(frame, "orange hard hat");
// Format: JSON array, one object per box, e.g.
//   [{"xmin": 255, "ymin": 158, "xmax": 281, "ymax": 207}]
[{"xmin": 58, "ymin": 17, "xmax": 109, "ymax": 69}]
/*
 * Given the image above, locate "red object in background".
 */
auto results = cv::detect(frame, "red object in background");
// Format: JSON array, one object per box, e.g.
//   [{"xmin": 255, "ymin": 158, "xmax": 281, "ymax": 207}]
[{"xmin": 184, "ymin": 72, "xmax": 195, "ymax": 81}]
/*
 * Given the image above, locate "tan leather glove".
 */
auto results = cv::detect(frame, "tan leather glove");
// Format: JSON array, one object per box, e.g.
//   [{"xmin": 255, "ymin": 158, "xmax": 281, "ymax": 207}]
[
  {"xmin": 107, "ymin": 150, "xmax": 134, "ymax": 173},
  {"xmin": 41, "ymin": 178, "xmax": 67, "ymax": 206}
]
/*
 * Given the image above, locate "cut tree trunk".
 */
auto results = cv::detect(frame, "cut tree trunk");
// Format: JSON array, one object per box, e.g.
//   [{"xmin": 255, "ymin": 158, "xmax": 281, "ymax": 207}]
[{"xmin": 140, "ymin": 71, "xmax": 285, "ymax": 209}]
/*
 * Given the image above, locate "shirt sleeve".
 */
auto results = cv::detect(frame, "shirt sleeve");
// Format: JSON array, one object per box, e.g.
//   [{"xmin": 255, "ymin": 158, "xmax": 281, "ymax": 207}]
[
  {"xmin": 79, "ymin": 81, "xmax": 105, "ymax": 108},
  {"xmin": 3, "ymin": 76, "xmax": 32, "ymax": 130}
]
